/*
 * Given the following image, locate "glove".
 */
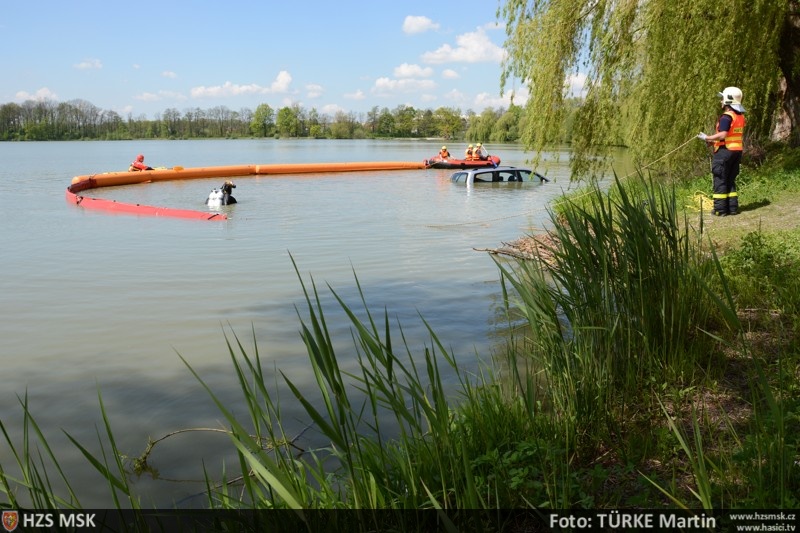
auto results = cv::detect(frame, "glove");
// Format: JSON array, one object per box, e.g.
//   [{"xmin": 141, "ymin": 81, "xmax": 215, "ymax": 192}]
[{"xmin": 697, "ymin": 132, "xmax": 708, "ymax": 141}]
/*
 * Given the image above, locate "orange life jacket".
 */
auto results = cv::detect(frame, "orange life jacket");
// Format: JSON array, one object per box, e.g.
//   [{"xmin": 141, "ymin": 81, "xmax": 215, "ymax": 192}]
[{"xmin": 714, "ymin": 110, "xmax": 745, "ymax": 152}]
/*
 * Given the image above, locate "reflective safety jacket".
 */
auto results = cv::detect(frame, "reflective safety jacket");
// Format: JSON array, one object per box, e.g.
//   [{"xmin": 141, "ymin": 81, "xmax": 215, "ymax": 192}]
[{"xmin": 714, "ymin": 110, "xmax": 745, "ymax": 152}]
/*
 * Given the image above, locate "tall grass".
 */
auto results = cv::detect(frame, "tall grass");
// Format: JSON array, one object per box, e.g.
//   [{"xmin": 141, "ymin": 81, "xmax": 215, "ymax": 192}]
[
  {"xmin": 0, "ymin": 390, "xmax": 140, "ymax": 510},
  {"xmin": 496, "ymin": 174, "xmax": 725, "ymax": 457},
  {"xmin": 188, "ymin": 258, "xmax": 566, "ymax": 513}
]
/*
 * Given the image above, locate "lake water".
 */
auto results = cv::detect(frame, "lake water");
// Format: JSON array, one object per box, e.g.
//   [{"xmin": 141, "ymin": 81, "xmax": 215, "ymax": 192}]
[{"xmin": 0, "ymin": 138, "xmax": 575, "ymax": 508}]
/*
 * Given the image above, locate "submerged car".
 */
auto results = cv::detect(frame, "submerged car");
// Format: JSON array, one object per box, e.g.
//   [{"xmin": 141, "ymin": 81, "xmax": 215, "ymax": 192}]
[{"xmin": 449, "ymin": 166, "xmax": 548, "ymax": 185}]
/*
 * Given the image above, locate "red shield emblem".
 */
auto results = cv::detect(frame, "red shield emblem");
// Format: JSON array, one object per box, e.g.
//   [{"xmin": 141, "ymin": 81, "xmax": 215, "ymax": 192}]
[{"xmin": 1, "ymin": 511, "xmax": 18, "ymax": 533}]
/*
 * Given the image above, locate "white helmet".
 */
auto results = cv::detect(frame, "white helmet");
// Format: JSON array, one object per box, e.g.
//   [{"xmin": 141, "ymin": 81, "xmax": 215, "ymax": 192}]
[{"xmin": 718, "ymin": 87, "xmax": 745, "ymax": 112}]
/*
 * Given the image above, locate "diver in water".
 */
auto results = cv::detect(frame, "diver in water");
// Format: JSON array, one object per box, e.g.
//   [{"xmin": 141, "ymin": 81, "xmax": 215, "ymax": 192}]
[{"xmin": 206, "ymin": 181, "xmax": 236, "ymax": 208}]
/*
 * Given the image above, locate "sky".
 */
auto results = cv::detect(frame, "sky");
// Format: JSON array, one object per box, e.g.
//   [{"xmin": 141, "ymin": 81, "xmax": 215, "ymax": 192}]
[{"xmin": 1, "ymin": 1, "xmax": 547, "ymax": 119}]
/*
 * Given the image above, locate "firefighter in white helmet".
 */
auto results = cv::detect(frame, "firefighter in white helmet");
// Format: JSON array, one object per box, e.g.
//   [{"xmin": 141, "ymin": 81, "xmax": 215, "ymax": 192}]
[{"xmin": 697, "ymin": 87, "xmax": 746, "ymax": 216}]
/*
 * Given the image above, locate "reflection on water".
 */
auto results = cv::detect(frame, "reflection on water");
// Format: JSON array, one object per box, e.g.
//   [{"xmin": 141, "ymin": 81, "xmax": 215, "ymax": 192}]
[{"xmin": 0, "ymin": 139, "xmax": 606, "ymax": 507}]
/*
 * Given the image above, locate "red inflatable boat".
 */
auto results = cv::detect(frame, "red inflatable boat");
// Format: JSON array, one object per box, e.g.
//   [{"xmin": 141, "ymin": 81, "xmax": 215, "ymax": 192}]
[{"xmin": 423, "ymin": 154, "xmax": 501, "ymax": 169}]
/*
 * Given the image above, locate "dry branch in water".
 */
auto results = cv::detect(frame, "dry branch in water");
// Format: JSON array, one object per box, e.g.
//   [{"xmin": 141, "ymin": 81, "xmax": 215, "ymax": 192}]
[{"xmin": 476, "ymin": 233, "xmax": 560, "ymax": 266}]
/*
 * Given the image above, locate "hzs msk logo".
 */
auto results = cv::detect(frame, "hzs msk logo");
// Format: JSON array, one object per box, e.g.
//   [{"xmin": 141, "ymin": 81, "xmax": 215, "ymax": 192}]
[{"xmin": 1, "ymin": 511, "xmax": 18, "ymax": 533}]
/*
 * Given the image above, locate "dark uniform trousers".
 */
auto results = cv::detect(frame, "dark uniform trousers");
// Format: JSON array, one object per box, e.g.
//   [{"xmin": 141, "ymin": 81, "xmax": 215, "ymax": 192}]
[{"xmin": 712, "ymin": 147, "xmax": 741, "ymax": 216}]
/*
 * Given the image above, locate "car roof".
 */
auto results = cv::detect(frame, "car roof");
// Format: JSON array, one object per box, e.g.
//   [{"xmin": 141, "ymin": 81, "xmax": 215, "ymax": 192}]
[
  {"xmin": 454, "ymin": 166, "xmax": 531, "ymax": 174},
  {"xmin": 466, "ymin": 166, "xmax": 530, "ymax": 172}
]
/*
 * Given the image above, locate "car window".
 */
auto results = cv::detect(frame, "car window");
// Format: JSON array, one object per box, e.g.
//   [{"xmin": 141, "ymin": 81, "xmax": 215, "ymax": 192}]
[
  {"xmin": 457, "ymin": 168, "xmax": 535, "ymax": 184},
  {"xmin": 497, "ymin": 170, "xmax": 517, "ymax": 182}
]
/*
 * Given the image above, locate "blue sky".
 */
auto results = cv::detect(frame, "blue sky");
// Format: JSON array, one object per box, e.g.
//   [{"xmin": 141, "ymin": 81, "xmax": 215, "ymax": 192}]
[{"xmin": 1, "ymin": 1, "xmax": 541, "ymax": 119}]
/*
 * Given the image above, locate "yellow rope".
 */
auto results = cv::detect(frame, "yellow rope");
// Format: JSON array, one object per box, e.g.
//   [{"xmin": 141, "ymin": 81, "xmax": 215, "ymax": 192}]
[{"xmin": 688, "ymin": 191, "xmax": 714, "ymax": 212}]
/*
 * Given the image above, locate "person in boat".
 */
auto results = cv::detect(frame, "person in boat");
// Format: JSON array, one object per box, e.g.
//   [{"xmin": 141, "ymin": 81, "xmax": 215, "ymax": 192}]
[
  {"xmin": 474, "ymin": 143, "xmax": 488, "ymax": 161},
  {"xmin": 465, "ymin": 144, "xmax": 474, "ymax": 160},
  {"xmin": 438, "ymin": 145, "xmax": 451, "ymax": 159},
  {"xmin": 129, "ymin": 154, "xmax": 153, "ymax": 171}
]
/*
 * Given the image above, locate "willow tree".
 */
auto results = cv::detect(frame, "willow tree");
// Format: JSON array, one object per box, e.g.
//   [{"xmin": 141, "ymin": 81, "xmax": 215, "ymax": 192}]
[{"xmin": 500, "ymin": 0, "xmax": 796, "ymax": 178}]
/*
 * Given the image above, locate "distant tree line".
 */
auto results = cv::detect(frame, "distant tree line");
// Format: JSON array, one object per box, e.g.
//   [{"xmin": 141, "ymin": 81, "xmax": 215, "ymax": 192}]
[{"xmin": 0, "ymin": 98, "xmax": 567, "ymax": 144}]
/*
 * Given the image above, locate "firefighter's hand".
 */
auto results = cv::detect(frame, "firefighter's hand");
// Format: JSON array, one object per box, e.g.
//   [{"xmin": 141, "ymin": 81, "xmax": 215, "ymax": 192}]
[{"xmin": 697, "ymin": 132, "xmax": 708, "ymax": 141}]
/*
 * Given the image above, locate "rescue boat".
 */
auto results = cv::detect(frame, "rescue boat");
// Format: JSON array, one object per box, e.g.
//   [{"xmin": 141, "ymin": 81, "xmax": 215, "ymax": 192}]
[{"xmin": 424, "ymin": 155, "xmax": 501, "ymax": 169}]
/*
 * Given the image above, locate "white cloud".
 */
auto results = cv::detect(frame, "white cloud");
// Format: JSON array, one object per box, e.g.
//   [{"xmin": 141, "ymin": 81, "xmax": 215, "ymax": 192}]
[
  {"xmin": 344, "ymin": 90, "xmax": 366, "ymax": 100},
  {"xmin": 15, "ymin": 87, "xmax": 58, "ymax": 101},
  {"xmin": 306, "ymin": 84, "xmax": 324, "ymax": 98},
  {"xmin": 270, "ymin": 70, "xmax": 292, "ymax": 92},
  {"xmin": 74, "ymin": 58, "xmax": 103, "ymax": 70},
  {"xmin": 190, "ymin": 70, "xmax": 293, "ymax": 98},
  {"xmin": 372, "ymin": 77, "xmax": 437, "ymax": 96},
  {"xmin": 474, "ymin": 92, "xmax": 510, "ymax": 109},
  {"xmin": 321, "ymin": 103, "xmax": 345, "ymax": 114},
  {"xmin": 511, "ymin": 86, "xmax": 530, "ymax": 106},
  {"xmin": 191, "ymin": 82, "xmax": 263, "ymax": 98},
  {"xmin": 135, "ymin": 92, "xmax": 160, "ymax": 102},
  {"xmin": 162, "ymin": 71, "xmax": 178, "ymax": 79},
  {"xmin": 393, "ymin": 63, "xmax": 433, "ymax": 78},
  {"xmin": 422, "ymin": 27, "xmax": 506, "ymax": 64},
  {"xmin": 442, "ymin": 88, "xmax": 468, "ymax": 107},
  {"xmin": 475, "ymin": 86, "xmax": 530, "ymax": 109},
  {"xmin": 402, "ymin": 15, "xmax": 439, "ymax": 34},
  {"xmin": 566, "ymin": 73, "xmax": 588, "ymax": 98},
  {"xmin": 441, "ymin": 69, "xmax": 460, "ymax": 79}
]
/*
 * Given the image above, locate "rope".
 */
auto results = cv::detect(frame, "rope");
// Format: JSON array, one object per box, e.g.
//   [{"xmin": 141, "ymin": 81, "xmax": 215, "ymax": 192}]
[
  {"xmin": 628, "ymin": 136, "xmax": 697, "ymax": 176},
  {"xmin": 688, "ymin": 191, "xmax": 714, "ymax": 212},
  {"xmin": 426, "ymin": 136, "xmax": 699, "ymax": 229}
]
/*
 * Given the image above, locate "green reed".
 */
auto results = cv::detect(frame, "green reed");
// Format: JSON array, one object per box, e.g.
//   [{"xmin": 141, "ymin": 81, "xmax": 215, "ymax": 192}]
[
  {"xmin": 186, "ymin": 257, "xmax": 560, "ymax": 512},
  {"xmin": 497, "ymin": 174, "xmax": 725, "ymax": 454},
  {"xmin": 0, "ymin": 390, "xmax": 144, "ymax": 514}
]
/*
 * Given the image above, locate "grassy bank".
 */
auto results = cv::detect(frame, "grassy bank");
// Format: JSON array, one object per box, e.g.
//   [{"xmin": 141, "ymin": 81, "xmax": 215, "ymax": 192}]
[
  {"xmin": 1, "ymin": 151, "xmax": 799, "ymax": 517},
  {"xmin": 501, "ymin": 158, "xmax": 800, "ymax": 509}
]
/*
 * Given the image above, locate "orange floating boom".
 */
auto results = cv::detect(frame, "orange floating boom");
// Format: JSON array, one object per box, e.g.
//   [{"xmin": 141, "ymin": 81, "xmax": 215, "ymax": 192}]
[{"xmin": 66, "ymin": 161, "xmax": 427, "ymax": 220}]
